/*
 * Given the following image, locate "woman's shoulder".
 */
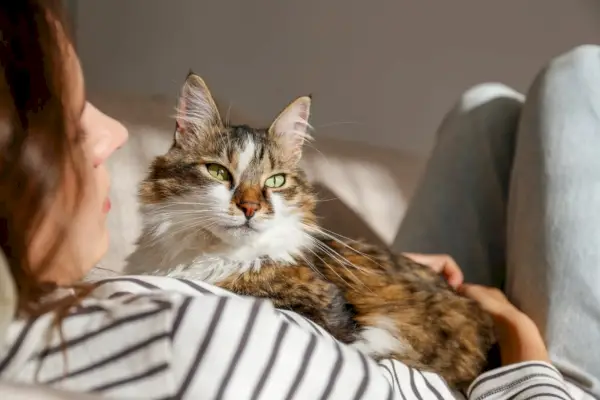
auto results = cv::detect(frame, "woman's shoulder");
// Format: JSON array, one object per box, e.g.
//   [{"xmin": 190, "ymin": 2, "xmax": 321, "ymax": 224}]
[
  {"xmin": 88, "ymin": 274, "xmax": 236, "ymax": 299},
  {"xmin": 86, "ymin": 275, "xmax": 330, "ymax": 339},
  {"xmin": 1, "ymin": 277, "xmax": 225, "ymax": 366},
  {"xmin": 0, "ymin": 287, "xmax": 181, "ymax": 387},
  {"xmin": 3, "ymin": 277, "xmax": 576, "ymax": 399},
  {"xmin": 0, "ymin": 279, "xmax": 250, "ymax": 393}
]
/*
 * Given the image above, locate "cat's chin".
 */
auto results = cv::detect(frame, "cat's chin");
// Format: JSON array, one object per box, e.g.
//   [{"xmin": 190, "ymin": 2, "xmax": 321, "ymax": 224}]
[
  {"xmin": 224, "ymin": 224, "xmax": 259, "ymax": 235},
  {"xmin": 209, "ymin": 224, "xmax": 261, "ymax": 242}
]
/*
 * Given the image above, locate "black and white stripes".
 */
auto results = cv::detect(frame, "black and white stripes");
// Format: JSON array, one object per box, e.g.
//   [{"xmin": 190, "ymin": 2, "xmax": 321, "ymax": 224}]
[{"xmin": 0, "ymin": 276, "xmax": 585, "ymax": 399}]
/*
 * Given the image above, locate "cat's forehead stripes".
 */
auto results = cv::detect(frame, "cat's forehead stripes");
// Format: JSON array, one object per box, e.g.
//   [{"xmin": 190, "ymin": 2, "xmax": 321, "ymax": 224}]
[
  {"xmin": 221, "ymin": 126, "xmax": 276, "ymax": 177},
  {"xmin": 189, "ymin": 123, "xmax": 289, "ymax": 180},
  {"xmin": 236, "ymin": 138, "xmax": 256, "ymax": 177}
]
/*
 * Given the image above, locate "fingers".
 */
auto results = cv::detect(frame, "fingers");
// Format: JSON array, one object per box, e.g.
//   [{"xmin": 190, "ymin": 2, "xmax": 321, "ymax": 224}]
[
  {"xmin": 457, "ymin": 283, "xmax": 479, "ymax": 296},
  {"xmin": 440, "ymin": 256, "xmax": 463, "ymax": 288},
  {"xmin": 459, "ymin": 283, "xmax": 504, "ymax": 301},
  {"xmin": 459, "ymin": 285, "xmax": 549, "ymax": 365},
  {"xmin": 458, "ymin": 283, "xmax": 492, "ymax": 300},
  {"xmin": 458, "ymin": 283, "xmax": 514, "ymax": 316},
  {"xmin": 402, "ymin": 253, "xmax": 444, "ymax": 273},
  {"xmin": 402, "ymin": 253, "xmax": 464, "ymax": 288}
]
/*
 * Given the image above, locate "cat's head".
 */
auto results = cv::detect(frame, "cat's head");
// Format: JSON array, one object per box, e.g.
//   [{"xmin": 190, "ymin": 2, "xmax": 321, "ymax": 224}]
[{"xmin": 139, "ymin": 72, "xmax": 317, "ymax": 253}]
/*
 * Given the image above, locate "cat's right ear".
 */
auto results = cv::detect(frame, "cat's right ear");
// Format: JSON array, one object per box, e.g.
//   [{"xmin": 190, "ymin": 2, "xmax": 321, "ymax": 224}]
[
  {"xmin": 174, "ymin": 72, "xmax": 223, "ymax": 147},
  {"xmin": 268, "ymin": 95, "xmax": 312, "ymax": 163}
]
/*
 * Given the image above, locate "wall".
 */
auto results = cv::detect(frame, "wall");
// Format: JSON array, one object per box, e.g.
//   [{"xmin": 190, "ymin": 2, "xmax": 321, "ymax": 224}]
[
  {"xmin": 67, "ymin": 2, "xmax": 600, "ymax": 267},
  {"xmin": 73, "ymin": 1, "xmax": 600, "ymax": 156}
]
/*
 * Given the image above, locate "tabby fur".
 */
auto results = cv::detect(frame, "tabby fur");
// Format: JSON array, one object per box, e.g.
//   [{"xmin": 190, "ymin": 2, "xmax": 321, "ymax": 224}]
[{"xmin": 125, "ymin": 72, "xmax": 495, "ymax": 390}]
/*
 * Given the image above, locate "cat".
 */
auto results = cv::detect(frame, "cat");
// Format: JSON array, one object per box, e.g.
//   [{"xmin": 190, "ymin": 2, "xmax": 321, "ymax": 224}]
[{"xmin": 124, "ymin": 72, "xmax": 496, "ymax": 390}]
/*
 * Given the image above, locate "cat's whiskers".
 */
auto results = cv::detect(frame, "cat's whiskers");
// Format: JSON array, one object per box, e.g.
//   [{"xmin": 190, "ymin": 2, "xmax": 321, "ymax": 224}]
[
  {"xmin": 313, "ymin": 197, "xmax": 340, "ymax": 204},
  {"xmin": 302, "ymin": 142, "xmax": 331, "ymax": 168},
  {"xmin": 147, "ymin": 211, "xmax": 223, "ymax": 221},
  {"xmin": 144, "ymin": 217, "xmax": 226, "ymax": 242},
  {"xmin": 225, "ymin": 102, "xmax": 233, "ymax": 126},
  {"xmin": 300, "ymin": 232, "xmax": 370, "ymax": 289},
  {"xmin": 145, "ymin": 216, "xmax": 220, "ymax": 246},
  {"xmin": 165, "ymin": 215, "xmax": 220, "ymax": 234},
  {"xmin": 314, "ymin": 121, "xmax": 361, "ymax": 129},
  {"xmin": 300, "ymin": 122, "xmax": 363, "ymax": 168},
  {"xmin": 304, "ymin": 224, "xmax": 387, "ymax": 270},
  {"xmin": 147, "ymin": 206, "xmax": 220, "ymax": 214},
  {"xmin": 144, "ymin": 208, "xmax": 221, "ymax": 225},
  {"xmin": 145, "ymin": 203, "xmax": 223, "ymax": 215},
  {"xmin": 300, "ymin": 243, "xmax": 360, "ymax": 291},
  {"xmin": 149, "ymin": 221, "xmax": 222, "ymax": 253},
  {"xmin": 295, "ymin": 253, "xmax": 327, "ymax": 281},
  {"xmin": 300, "ymin": 223, "xmax": 369, "ymax": 267},
  {"xmin": 307, "ymin": 238, "xmax": 373, "ymax": 293},
  {"xmin": 300, "ymin": 223, "xmax": 379, "ymax": 291},
  {"xmin": 148, "ymin": 200, "xmax": 221, "ymax": 207},
  {"xmin": 310, "ymin": 239, "xmax": 368, "ymax": 274},
  {"xmin": 160, "ymin": 215, "xmax": 219, "ymax": 232}
]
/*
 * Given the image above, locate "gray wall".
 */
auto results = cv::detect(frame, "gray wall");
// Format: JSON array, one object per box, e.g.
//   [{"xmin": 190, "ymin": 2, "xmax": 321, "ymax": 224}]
[{"xmin": 74, "ymin": 1, "xmax": 600, "ymax": 155}]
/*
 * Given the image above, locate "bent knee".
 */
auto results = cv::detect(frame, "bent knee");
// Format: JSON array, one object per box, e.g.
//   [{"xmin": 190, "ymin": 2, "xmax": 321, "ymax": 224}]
[
  {"xmin": 436, "ymin": 82, "xmax": 523, "ymax": 142},
  {"xmin": 459, "ymin": 83, "xmax": 524, "ymax": 112},
  {"xmin": 546, "ymin": 44, "xmax": 600, "ymax": 82},
  {"xmin": 554, "ymin": 44, "xmax": 600, "ymax": 67}
]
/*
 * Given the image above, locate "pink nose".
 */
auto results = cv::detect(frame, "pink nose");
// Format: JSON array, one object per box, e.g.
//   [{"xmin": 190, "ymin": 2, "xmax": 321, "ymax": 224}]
[{"xmin": 237, "ymin": 201, "xmax": 260, "ymax": 219}]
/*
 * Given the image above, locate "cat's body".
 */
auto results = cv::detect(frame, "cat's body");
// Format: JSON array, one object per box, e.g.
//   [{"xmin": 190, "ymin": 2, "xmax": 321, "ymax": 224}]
[{"xmin": 125, "ymin": 72, "xmax": 495, "ymax": 390}]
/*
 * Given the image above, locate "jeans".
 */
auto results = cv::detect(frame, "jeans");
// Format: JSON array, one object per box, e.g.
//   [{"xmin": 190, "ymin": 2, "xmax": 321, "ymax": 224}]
[{"xmin": 393, "ymin": 45, "xmax": 600, "ymax": 397}]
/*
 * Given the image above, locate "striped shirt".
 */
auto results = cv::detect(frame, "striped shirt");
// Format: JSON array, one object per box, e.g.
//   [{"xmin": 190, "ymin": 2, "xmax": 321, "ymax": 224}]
[{"xmin": 0, "ymin": 275, "xmax": 590, "ymax": 400}]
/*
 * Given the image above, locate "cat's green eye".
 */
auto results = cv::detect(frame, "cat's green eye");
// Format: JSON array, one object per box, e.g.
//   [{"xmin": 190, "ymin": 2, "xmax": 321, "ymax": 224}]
[
  {"xmin": 206, "ymin": 163, "xmax": 232, "ymax": 182},
  {"xmin": 265, "ymin": 174, "xmax": 286, "ymax": 188}
]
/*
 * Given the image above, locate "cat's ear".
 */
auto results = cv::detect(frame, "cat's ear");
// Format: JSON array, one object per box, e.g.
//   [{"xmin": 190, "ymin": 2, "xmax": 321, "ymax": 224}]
[
  {"xmin": 268, "ymin": 95, "xmax": 312, "ymax": 163},
  {"xmin": 174, "ymin": 72, "xmax": 223, "ymax": 147}
]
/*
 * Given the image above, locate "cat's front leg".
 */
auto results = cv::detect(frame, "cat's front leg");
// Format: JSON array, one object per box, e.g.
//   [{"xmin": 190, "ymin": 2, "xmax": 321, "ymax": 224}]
[
  {"xmin": 270, "ymin": 281, "xmax": 357, "ymax": 344},
  {"xmin": 217, "ymin": 265, "xmax": 357, "ymax": 343}
]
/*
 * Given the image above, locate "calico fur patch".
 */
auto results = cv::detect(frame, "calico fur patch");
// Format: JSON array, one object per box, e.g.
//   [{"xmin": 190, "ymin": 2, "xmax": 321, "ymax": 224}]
[{"xmin": 125, "ymin": 73, "xmax": 495, "ymax": 390}]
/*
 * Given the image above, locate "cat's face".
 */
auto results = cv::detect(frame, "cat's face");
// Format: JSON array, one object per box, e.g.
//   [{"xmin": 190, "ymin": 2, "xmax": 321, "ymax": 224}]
[{"xmin": 140, "ymin": 73, "xmax": 316, "ymax": 248}]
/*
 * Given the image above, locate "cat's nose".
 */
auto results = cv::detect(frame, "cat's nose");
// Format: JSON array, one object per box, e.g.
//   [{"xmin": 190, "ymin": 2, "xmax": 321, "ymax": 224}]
[{"xmin": 237, "ymin": 201, "xmax": 261, "ymax": 220}]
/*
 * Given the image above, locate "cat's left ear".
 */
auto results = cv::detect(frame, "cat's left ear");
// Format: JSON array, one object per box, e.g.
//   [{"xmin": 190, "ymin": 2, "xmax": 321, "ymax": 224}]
[{"xmin": 268, "ymin": 95, "xmax": 312, "ymax": 163}]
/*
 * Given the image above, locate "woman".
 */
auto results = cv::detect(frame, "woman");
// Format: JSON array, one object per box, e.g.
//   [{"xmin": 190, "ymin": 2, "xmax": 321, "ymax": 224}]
[{"xmin": 0, "ymin": 1, "xmax": 591, "ymax": 399}]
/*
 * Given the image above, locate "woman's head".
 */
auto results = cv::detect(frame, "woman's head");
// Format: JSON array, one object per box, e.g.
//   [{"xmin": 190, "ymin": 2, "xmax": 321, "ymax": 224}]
[{"xmin": 0, "ymin": 1, "xmax": 127, "ymax": 312}]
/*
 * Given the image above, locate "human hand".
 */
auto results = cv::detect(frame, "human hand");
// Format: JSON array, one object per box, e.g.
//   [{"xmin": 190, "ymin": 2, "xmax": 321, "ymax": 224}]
[
  {"xmin": 402, "ymin": 253, "xmax": 463, "ymax": 288},
  {"xmin": 459, "ymin": 284, "xmax": 550, "ymax": 365}
]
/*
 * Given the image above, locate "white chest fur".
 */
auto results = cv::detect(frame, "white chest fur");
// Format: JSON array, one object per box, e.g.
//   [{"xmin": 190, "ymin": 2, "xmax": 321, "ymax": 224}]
[{"xmin": 124, "ymin": 197, "xmax": 312, "ymax": 284}]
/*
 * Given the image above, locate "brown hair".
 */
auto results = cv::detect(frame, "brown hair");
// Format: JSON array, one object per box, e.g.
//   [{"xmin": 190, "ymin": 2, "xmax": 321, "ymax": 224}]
[{"xmin": 0, "ymin": 1, "xmax": 88, "ymax": 315}]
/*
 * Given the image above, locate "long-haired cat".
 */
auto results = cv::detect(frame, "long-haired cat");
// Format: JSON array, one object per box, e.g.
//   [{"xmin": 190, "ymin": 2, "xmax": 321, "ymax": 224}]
[{"xmin": 125, "ymin": 72, "xmax": 495, "ymax": 389}]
